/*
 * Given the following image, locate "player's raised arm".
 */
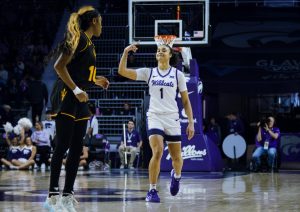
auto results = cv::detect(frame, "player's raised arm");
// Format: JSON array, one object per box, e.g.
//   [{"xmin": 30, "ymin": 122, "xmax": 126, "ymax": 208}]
[{"xmin": 118, "ymin": 43, "xmax": 139, "ymax": 80}]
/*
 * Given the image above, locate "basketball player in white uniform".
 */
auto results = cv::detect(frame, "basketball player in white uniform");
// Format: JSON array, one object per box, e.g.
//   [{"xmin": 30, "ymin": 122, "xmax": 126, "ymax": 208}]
[{"xmin": 118, "ymin": 43, "xmax": 194, "ymax": 202}]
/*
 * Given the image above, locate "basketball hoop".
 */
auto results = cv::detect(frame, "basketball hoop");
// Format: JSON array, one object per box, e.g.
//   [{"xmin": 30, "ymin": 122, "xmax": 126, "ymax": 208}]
[{"xmin": 154, "ymin": 35, "xmax": 177, "ymax": 47}]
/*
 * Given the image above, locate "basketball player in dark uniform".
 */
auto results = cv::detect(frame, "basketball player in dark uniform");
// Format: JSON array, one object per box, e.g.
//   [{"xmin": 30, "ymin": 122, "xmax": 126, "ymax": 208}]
[{"xmin": 44, "ymin": 6, "xmax": 109, "ymax": 211}]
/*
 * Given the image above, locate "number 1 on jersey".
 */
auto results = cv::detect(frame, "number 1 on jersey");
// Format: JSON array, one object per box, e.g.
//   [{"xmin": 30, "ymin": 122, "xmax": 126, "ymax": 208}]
[
  {"xmin": 88, "ymin": 66, "xmax": 96, "ymax": 82},
  {"xmin": 160, "ymin": 88, "xmax": 163, "ymax": 99}
]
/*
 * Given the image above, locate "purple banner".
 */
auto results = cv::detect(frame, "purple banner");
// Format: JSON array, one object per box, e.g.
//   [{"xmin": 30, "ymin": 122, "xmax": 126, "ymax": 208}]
[
  {"xmin": 161, "ymin": 134, "xmax": 223, "ymax": 171},
  {"xmin": 280, "ymin": 133, "xmax": 300, "ymax": 162}
]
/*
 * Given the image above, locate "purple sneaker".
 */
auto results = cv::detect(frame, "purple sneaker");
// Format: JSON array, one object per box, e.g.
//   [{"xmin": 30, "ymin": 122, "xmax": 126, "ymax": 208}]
[
  {"xmin": 170, "ymin": 169, "xmax": 181, "ymax": 196},
  {"xmin": 145, "ymin": 189, "xmax": 160, "ymax": 203}
]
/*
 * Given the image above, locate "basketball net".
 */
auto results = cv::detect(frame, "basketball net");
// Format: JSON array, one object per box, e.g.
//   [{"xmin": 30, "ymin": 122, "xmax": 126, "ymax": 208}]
[{"xmin": 154, "ymin": 35, "xmax": 177, "ymax": 47}]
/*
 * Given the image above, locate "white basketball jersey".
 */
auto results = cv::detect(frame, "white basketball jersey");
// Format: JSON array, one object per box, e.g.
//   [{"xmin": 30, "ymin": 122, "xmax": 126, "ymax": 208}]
[
  {"xmin": 136, "ymin": 66, "xmax": 187, "ymax": 114},
  {"xmin": 148, "ymin": 67, "xmax": 179, "ymax": 114}
]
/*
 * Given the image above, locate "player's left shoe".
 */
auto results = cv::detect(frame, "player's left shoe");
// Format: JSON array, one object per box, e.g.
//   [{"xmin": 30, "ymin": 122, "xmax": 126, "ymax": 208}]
[
  {"xmin": 145, "ymin": 189, "xmax": 160, "ymax": 203},
  {"xmin": 61, "ymin": 194, "xmax": 78, "ymax": 212},
  {"xmin": 170, "ymin": 169, "xmax": 181, "ymax": 196}
]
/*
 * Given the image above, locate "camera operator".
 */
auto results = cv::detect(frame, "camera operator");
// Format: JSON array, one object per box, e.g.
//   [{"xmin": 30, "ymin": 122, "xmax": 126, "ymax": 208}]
[{"xmin": 252, "ymin": 116, "xmax": 280, "ymax": 171}]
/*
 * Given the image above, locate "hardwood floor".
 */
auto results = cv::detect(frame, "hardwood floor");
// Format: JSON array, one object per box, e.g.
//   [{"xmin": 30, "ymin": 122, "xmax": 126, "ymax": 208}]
[{"xmin": 0, "ymin": 169, "xmax": 299, "ymax": 211}]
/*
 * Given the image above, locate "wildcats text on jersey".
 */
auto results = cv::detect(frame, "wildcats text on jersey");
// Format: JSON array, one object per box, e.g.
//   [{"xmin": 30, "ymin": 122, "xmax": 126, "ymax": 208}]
[{"xmin": 151, "ymin": 79, "xmax": 174, "ymax": 87}]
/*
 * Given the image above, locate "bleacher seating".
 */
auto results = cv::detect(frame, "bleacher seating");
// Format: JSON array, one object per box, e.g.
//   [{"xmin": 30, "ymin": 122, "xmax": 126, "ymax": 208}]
[
  {"xmin": 87, "ymin": 82, "xmax": 148, "ymax": 99},
  {"xmin": 94, "ymin": 39, "xmax": 126, "ymax": 53},
  {"xmin": 96, "ymin": 53, "xmax": 120, "ymax": 68},
  {"xmin": 96, "ymin": 115, "xmax": 135, "ymax": 138},
  {"xmin": 100, "ymin": 26, "xmax": 127, "ymax": 39},
  {"xmin": 101, "ymin": 13, "xmax": 128, "ymax": 26}
]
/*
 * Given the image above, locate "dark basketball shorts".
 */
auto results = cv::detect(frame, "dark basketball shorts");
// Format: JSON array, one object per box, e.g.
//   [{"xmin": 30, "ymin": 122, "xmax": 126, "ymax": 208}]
[{"xmin": 50, "ymin": 79, "xmax": 90, "ymax": 121}]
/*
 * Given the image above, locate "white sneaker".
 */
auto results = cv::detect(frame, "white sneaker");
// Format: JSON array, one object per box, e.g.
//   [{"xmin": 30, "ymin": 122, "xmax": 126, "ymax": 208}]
[
  {"xmin": 44, "ymin": 195, "xmax": 66, "ymax": 212},
  {"xmin": 61, "ymin": 195, "xmax": 78, "ymax": 212},
  {"xmin": 9, "ymin": 165, "xmax": 18, "ymax": 170},
  {"xmin": 120, "ymin": 165, "xmax": 124, "ymax": 169},
  {"xmin": 129, "ymin": 166, "xmax": 135, "ymax": 170}
]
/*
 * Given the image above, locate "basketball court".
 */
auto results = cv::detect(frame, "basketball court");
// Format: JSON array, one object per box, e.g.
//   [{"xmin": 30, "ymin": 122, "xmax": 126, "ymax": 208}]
[
  {"xmin": 0, "ymin": 170, "xmax": 300, "ymax": 211},
  {"xmin": 1, "ymin": 0, "xmax": 299, "ymax": 211}
]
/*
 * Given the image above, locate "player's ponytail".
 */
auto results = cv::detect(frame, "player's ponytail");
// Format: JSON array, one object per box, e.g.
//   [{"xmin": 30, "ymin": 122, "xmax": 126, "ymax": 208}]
[
  {"xmin": 66, "ymin": 12, "xmax": 81, "ymax": 54},
  {"xmin": 45, "ymin": 6, "xmax": 99, "ymax": 62}
]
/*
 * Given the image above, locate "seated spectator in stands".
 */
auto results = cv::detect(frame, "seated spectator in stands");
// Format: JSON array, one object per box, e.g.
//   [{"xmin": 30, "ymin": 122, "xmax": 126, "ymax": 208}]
[
  {"xmin": 84, "ymin": 103, "xmax": 98, "ymax": 147},
  {"xmin": 0, "ymin": 105, "xmax": 13, "ymax": 125},
  {"xmin": 0, "ymin": 63, "xmax": 8, "ymax": 86},
  {"xmin": 31, "ymin": 121, "xmax": 51, "ymax": 170},
  {"xmin": 42, "ymin": 110, "xmax": 56, "ymax": 149},
  {"xmin": 102, "ymin": 107, "xmax": 115, "ymax": 115},
  {"xmin": 63, "ymin": 146, "xmax": 89, "ymax": 170},
  {"xmin": 226, "ymin": 112, "xmax": 245, "ymax": 136},
  {"xmin": 252, "ymin": 116, "xmax": 280, "ymax": 171},
  {"xmin": 25, "ymin": 76, "xmax": 48, "ymax": 124},
  {"xmin": 1, "ymin": 132, "xmax": 19, "ymax": 169},
  {"xmin": 9, "ymin": 136, "xmax": 36, "ymax": 170},
  {"xmin": 208, "ymin": 117, "xmax": 222, "ymax": 146},
  {"xmin": 118, "ymin": 119, "xmax": 143, "ymax": 169},
  {"xmin": 13, "ymin": 59, "xmax": 25, "ymax": 82},
  {"xmin": 118, "ymin": 103, "xmax": 135, "ymax": 116}
]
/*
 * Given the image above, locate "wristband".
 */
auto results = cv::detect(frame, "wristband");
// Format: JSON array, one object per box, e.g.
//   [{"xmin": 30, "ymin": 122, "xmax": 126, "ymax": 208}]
[{"xmin": 72, "ymin": 86, "xmax": 83, "ymax": 95}]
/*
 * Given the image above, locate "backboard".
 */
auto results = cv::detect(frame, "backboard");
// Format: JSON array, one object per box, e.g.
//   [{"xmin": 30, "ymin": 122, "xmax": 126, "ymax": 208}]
[{"xmin": 129, "ymin": 0, "xmax": 209, "ymax": 46}]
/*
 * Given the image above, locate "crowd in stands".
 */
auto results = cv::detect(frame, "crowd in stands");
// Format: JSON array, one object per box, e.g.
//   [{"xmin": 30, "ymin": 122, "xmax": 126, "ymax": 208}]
[{"xmin": 0, "ymin": 0, "xmax": 65, "ymax": 125}]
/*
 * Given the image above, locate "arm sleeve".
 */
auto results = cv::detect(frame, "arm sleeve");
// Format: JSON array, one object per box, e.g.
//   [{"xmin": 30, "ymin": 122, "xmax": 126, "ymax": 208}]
[
  {"xmin": 92, "ymin": 118, "xmax": 99, "ymax": 135},
  {"xmin": 177, "ymin": 71, "xmax": 187, "ymax": 92},
  {"xmin": 274, "ymin": 127, "xmax": 280, "ymax": 136},
  {"xmin": 136, "ymin": 68, "xmax": 151, "ymax": 82},
  {"xmin": 31, "ymin": 133, "xmax": 36, "ymax": 142}
]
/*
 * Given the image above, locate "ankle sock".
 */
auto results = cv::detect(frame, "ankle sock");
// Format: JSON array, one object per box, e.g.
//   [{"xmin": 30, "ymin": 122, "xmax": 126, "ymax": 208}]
[{"xmin": 149, "ymin": 184, "xmax": 157, "ymax": 191}]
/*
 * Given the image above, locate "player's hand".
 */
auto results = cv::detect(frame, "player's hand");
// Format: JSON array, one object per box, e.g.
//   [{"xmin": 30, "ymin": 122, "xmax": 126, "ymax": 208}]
[
  {"xmin": 186, "ymin": 122, "xmax": 195, "ymax": 140},
  {"xmin": 95, "ymin": 76, "xmax": 109, "ymax": 89},
  {"xmin": 124, "ymin": 42, "xmax": 139, "ymax": 54},
  {"xmin": 75, "ymin": 91, "xmax": 89, "ymax": 102}
]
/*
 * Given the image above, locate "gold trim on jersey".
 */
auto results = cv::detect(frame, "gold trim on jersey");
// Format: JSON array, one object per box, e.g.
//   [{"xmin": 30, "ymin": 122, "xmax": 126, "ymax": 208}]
[
  {"xmin": 79, "ymin": 42, "xmax": 88, "ymax": 52},
  {"xmin": 82, "ymin": 32, "xmax": 96, "ymax": 59},
  {"xmin": 60, "ymin": 112, "xmax": 76, "ymax": 119},
  {"xmin": 51, "ymin": 113, "xmax": 58, "ymax": 117},
  {"xmin": 75, "ymin": 117, "xmax": 91, "ymax": 121}
]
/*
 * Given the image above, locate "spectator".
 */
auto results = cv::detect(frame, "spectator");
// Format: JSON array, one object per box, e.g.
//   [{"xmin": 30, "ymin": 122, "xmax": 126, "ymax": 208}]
[
  {"xmin": 31, "ymin": 121, "xmax": 51, "ymax": 170},
  {"xmin": 0, "ymin": 64, "xmax": 8, "ymax": 86},
  {"xmin": 10, "ymin": 136, "xmax": 36, "ymax": 170},
  {"xmin": 252, "ymin": 116, "xmax": 280, "ymax": 172},
  {"xmin": 84, "ymin": 103, "xmax": 98, "ymax": 147},
  {"xmin": 226, "ymin": 112, "xmax": 245, "ymax": 136},
  {"xmin": 26, "ymin": 76, "xmax": 48, "ymax": 124},
  {"xmin": 42, "ymin": 110, "xmax": 56, "ymax": 149},
  {"xmin": 208, "ymin": 117, "xmax": 222, "ymax": 146},
  {"xmin": 118, "ymin": 120, "xmax": 143, "ymax": 169},
  {"xmin": 0, "ymin": 105, "xmax": 13, "ymax": 125},
  {"xmin": 13, "ymin": 59, "xmax": 25, "ymax": 81},
  {"xmin": 0, "ymin": 132, "xmax": 20, "ymax": 169},
  {"xmin": 118, "ymin": 102, "xmax": 135, "ymax": 116},
  {"xmin": 63, "ymin": 146, "xmax": 89, "ymax": 170}
]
